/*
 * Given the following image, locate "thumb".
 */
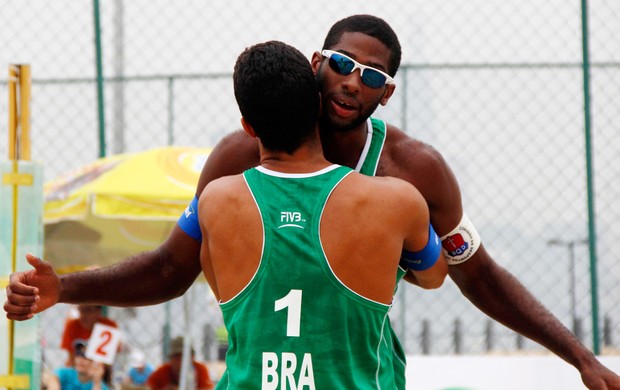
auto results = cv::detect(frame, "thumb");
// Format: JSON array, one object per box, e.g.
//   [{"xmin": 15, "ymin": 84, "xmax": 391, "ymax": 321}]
[{"xmin": 26, "ymin": 253, "xmax": 55, "ymax": 275}]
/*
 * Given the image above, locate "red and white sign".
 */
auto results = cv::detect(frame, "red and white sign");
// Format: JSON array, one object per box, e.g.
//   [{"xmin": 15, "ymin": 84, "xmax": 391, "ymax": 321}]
[{"xmin": 85, "ymin": 323, "xmax": 121, "ymax": 364}]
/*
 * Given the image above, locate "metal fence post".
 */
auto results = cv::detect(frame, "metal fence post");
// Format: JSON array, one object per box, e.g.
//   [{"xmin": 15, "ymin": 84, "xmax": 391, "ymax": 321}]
[
  {"xmin": 453, "ymin": 318, "xmax": 462, "ymax": 355},
  {"xmin": 421, "ymin": 320, "xmax": 430, "ymax": 355},
  {"xmin": 93, "ymin": 0, "xmax": 106, "ymax": 158},
  {"xmin": 579, "ymin": 0, "xmax": 601, "ymax": 355}
]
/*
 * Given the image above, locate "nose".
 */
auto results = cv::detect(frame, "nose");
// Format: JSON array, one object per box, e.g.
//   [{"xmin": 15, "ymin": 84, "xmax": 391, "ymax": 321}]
[{"xmin": 341, "ymin": 68, "xmax": 363, "ymax": 93}]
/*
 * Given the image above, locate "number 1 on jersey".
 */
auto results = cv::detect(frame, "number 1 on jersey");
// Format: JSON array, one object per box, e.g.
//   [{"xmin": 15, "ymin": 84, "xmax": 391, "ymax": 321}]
[{"xmin": 274, "ymin": 289, "xmax": 302, "ymax": 337}]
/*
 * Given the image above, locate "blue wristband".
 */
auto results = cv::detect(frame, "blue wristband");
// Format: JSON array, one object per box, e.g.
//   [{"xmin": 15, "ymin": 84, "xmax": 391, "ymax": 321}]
[
  {"xmin": 400, "ymin": 224, "xmax": 441, "ymax": 271},
  {"xmin": 177, "ymin": 195, "xmax": 202, "ymax": 241}
]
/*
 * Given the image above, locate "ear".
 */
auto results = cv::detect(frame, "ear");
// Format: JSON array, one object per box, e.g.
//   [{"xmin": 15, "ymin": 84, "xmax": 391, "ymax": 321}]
[
  {"xmin": 310, "ymin": 51, "xmax": 323, "ymax": 76},
  {"xmin": 379, "ymin": 84, "xmax": 396, "ymax": 106},
  {"xmin": 240, "ymin": 117, "xmax": 257, "ymax": 139}
]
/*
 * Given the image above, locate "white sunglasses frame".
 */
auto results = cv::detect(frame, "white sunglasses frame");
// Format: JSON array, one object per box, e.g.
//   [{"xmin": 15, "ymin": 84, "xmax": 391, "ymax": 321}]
[{"xmin": 321, "ymin": 49, "xmax": 395, "ymax": 87}]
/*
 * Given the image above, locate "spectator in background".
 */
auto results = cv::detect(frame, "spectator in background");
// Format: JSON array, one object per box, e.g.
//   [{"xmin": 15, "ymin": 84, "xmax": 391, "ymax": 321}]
[
  {"xmin": 47, "ymin": 340, "xmax": 108, "ymax": 390},
  {"xmin": 147, "ymin": 336, "xmax": 213, "ymax": 390},
  {"xmin": 61, "ymin": 304, "xmax": 118, "ymax": 366},
  {"xmin": 61, "ymin": 304, "xmax": 118, "ymax": 386},
  {"xmin": 122, "ymin": 350, "xmax": 154, "ymax": 389}
]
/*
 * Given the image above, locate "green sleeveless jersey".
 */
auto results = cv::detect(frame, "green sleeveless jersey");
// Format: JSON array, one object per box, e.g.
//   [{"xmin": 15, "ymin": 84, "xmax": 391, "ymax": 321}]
[
  {"xmin": 217, "ymin": 164, "xmax": 397, "ymax": 389},
  {"xmin": 357, "ymin": 118, "xmax": 407, "ymax": 390}
]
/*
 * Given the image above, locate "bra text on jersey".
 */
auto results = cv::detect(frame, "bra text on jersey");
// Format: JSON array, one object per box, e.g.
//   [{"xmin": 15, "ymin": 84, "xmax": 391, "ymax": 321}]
[{"xmin": 262, "ymin": 352, "xmax": 315, "ymax": 389}]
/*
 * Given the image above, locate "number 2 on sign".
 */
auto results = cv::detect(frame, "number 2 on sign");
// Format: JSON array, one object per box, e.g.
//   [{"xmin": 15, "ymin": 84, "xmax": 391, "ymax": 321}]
[
  {"xmin": 96, "ymin": 330, "xmax": 113, "ymax": 356},
  {"xmin": 85, "ymin": 323, "xmax": 121, "ymax": 364},
  {"xmin": 274, "ymin": 289, "xmax": 302, "ymax": 337}
]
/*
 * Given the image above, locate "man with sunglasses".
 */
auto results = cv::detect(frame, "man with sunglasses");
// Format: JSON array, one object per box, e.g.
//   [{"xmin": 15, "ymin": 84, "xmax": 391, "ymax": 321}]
[{"xmin": 5, "ymin": 14, "xmax": 619, "ymax": 390}]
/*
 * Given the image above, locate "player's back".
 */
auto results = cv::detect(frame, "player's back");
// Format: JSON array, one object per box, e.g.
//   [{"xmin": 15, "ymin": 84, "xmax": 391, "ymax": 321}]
[{"xmin": 202, "ymin": 163, "xmax": 426, "ymax": 389}]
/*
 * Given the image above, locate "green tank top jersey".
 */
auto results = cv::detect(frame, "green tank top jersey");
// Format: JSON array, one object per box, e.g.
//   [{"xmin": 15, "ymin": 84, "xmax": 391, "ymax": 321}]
[
  {"xmin": 357, "ymin": 118, "xmax": 408, "ymax": 390},
  {"xmin": 218, "ymin": 164, "xmax": 397, "ymax": 389}
]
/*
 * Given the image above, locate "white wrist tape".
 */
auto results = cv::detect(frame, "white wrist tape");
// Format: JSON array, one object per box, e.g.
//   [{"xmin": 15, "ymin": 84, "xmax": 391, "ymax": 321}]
[{"xmin": 440, "ymin": 213, "xmax": 481, "ymax": 265}]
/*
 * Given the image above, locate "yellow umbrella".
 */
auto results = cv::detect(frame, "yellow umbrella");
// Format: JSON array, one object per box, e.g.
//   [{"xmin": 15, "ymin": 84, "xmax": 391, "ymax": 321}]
[{"xmin": 43, "ymin": 146, "xmax": 211, "ymax": 273}]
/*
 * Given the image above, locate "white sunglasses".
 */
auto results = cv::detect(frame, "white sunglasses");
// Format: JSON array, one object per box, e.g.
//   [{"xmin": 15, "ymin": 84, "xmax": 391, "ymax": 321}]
[{"xmin": 321, "ymin": 50, "xmax": 395, "ymax": 88}]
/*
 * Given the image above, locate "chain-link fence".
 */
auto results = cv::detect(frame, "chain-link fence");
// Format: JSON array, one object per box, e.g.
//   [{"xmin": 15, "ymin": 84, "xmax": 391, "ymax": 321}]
[{"xmin": 2, "ymin": 0, "xmax": 619, "ymax": 384}]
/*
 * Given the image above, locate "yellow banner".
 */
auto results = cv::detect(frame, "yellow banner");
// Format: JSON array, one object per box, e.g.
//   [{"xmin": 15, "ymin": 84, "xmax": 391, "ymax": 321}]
[
  {"xmin": 0, "ymin": 374, "xmax": 30, "ymax": 389},
  {"xmin": 2, "ymin": 173, "xmax": 33, "ymax": 186}
]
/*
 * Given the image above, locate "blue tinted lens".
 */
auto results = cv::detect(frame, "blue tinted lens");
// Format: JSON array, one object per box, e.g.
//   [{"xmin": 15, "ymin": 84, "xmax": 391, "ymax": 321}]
[
  {"xmin": 328, "ymin": 54, "xmax": 355, "ymax": 75},
  {"xmin": 360, "ymin": 70, "xmax": 386, "ymax": 88},
  {"xmin": 327, "ymin": 52, "xmax": 387, "ymax": 89}
]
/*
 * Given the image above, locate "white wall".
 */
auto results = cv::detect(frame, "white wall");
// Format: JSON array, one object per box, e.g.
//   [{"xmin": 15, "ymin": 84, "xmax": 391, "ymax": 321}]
[{"xmin": 406, "ymin": 355, "xmax": 620, "ymax": 390}]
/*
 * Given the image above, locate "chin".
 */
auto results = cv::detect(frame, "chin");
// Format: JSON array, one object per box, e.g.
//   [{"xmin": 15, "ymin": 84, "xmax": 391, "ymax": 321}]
[{"xmin": 320, "ymin": 114, "xmax": 362, "ymax": 133}]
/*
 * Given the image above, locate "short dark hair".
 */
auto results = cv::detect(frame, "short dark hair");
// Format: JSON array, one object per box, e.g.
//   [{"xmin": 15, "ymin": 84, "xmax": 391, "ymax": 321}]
[
  {"xmin": 73, "ymin": 339, "xmax": 88, "ymax": 357},
  {"xmin": 233, "ymin": 40, "xmax": 320, "ymax": 154},
  {"xmin": 322, "ymin": 14, "xmax": 402, "ymax": 77}
]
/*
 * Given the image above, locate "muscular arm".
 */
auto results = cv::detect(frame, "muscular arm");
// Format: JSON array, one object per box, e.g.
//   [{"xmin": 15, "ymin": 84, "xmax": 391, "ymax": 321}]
[
  {"xmin": 4, "ymin": 229, "xmax": 201, "ymax": 317},
  {"xmin": 59, "ymin": 227, "xmax": 201, "ymax": 306},
  {"xmin": 399, "ymin": 182, "xmax": 448, "ymax": 289},
  {"xmin": 449, "ymin": 249, "xmax": 619, "ymax": 387},
  {"xmin": 423, "ymin": 149, "xmax": 599, "ymax": 370},
  {"xmin": 61, "ymin": 130, "xmax": 260, "ymax": 306},
  {"xmin": 387, "ymin": 128, "xmax": 619, "ymax": 387}
]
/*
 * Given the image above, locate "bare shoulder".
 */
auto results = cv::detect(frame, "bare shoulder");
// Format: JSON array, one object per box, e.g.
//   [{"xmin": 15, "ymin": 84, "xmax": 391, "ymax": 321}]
[
  {"xmin": 380, "ymin": 123, "xmax": 464, "ymax": 234},
  {"xmin": 201, "ymin": 174, "xmax": 246, "ymax": 202},
  {"xmin": 374, "ymin": 175, "xmax": 423, "ymax": 201},
  {"xmin": 198, "ymin": 174, "xmax": 247, "ymax": 215},
  {"xmin": 196, "ymin": 130, "xmax": 260, "ymax": 196},
  {"xmin": 381, "ymin": 125, "xmax": 453, "ymax": 185},
  {"xmin": 345, "ymin": 173, "xmax": 426, "ymax": 214}
]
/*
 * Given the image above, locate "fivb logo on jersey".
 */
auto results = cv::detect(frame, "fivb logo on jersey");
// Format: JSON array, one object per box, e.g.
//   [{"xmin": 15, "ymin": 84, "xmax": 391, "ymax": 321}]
[{"xmin": 278, "ymin": 211, "xmax": 307, "ymax": 229}]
